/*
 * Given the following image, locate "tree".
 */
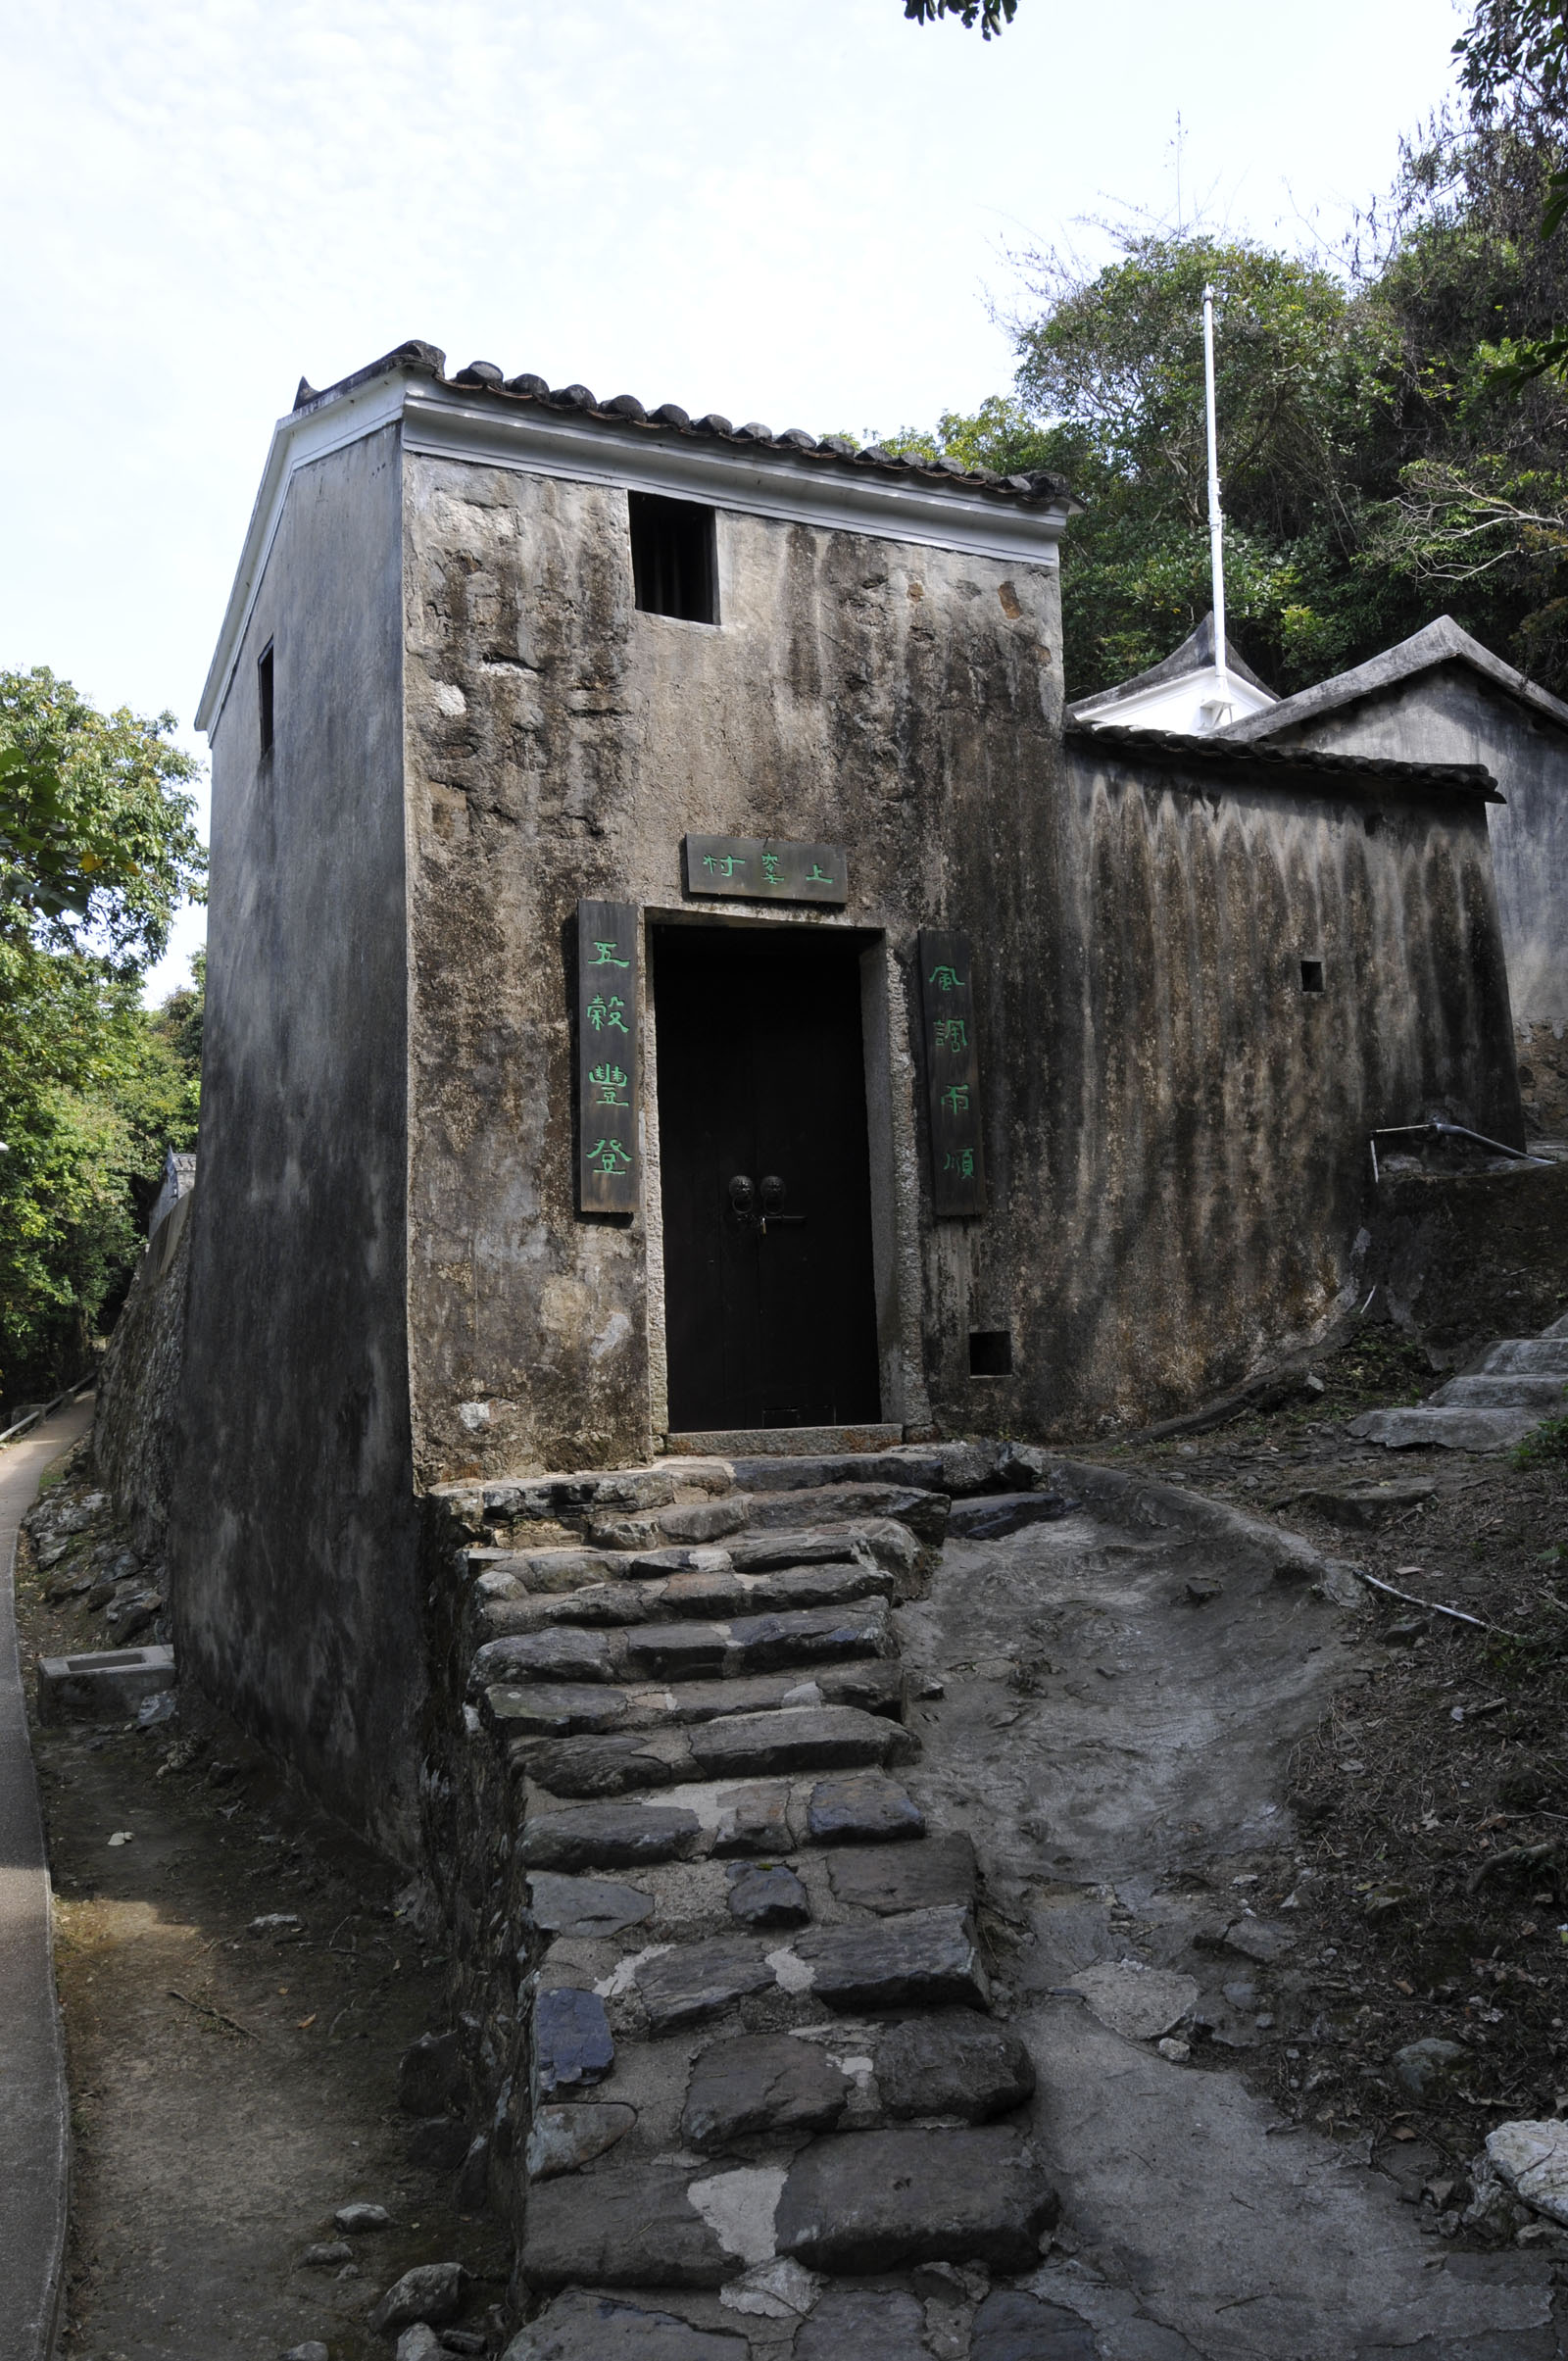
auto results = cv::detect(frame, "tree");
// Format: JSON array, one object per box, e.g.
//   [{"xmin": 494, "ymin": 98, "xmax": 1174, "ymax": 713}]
[
  {"xmin": 903, "ymin": 0, "xmax": 1017, "ymax": 31},
  {"xmin": 0, "ymin": 668, "xmax": 205, "ymax": 1403}
]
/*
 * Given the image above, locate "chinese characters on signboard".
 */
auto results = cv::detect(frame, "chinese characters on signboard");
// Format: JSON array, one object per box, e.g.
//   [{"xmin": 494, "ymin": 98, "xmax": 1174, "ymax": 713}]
[
  {"xmin": 918, "ymin": 927, "xmax": 986, "ymax": 1216},
  {"xmin": 577, "ymin": 898, "xmax": 639, "ymax": 1213},
  {"xmin": 682, "ymin": 836, "xmax": 847, "ymax": 907}
]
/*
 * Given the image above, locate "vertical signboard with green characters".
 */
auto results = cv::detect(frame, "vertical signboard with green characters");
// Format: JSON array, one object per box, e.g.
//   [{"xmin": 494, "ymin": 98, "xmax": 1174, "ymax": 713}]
[
  {"xmin": 918, "ymin": 927, "xmax": 985, "ymax": 1217},
  {"xmin": 577, "ymin": 899, "xmax": 639, "ymax": 1214}
]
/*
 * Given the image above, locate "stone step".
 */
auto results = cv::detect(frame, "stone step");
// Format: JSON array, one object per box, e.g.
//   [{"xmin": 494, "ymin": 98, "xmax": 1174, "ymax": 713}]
[
  {"xmin": 727, "ymin": 1439, "xmax": 1052, "ymax": 1498},
  {"xmin": 739, "ymin": 1484, "xmax": 950, "ymax": 1546},
  {"xmin": 498, "ymin": 1698, "xmax": 917, "ymax": 1793},
  {"xmin": 503, "ymin": 2290, "xmax": 747, "ymax": 2357},
  {"xmin": 1482, "ymin": 1338, "xmax": 1568, "ymax": 1375},
  {"xmin": 517, "ymin": 1768, "xmax": 928, "ymax": 1873},
  {"xmin": 519, "ymin": 2121, "xmax": 1056, "ymax": 2290},
  {"xmin": 773, "ymin": 2124, "xmax": 1056, "ymax": 2274},
  {"xmin": 1347, "ymin": 1404, "xmax": 1542, "ymax": 1452},
  {"xmin": 596, "ymin": 1903, "xmax": 989, "ymax": 2035},
  {"xmin": 472, "ymin": 1602, "xmax": 892, "ymax": 1694},
  {"xmin": 1431, "ymin": 1372, "xmax": 1568, "ymax": 1410},
  {"xmin": 469, "ymin": 1555, "xmax": 899, "ymax": 1643},
  {"xmin": 508, "ymin": 1669, "xmax": 907, "ymax": 1789}
]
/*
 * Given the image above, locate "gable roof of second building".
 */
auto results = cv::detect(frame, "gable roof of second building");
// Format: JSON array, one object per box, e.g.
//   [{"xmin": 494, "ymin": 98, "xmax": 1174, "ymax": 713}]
[{"xmin": 1220, "ymin": 614, "xmax": 1568, "ymax": 745}]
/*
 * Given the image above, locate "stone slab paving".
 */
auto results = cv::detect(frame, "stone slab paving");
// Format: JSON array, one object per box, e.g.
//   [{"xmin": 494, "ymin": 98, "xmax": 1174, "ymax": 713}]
[{"xmin": 0, "ymin": 1393, "xmax": 93, "ymax": 2361}]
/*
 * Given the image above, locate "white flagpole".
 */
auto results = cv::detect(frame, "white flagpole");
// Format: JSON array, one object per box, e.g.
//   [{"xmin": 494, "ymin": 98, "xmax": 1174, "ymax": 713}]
[{"xmin": 1202, "ymin": 282, "xmax": 1229, "ymax": 716}]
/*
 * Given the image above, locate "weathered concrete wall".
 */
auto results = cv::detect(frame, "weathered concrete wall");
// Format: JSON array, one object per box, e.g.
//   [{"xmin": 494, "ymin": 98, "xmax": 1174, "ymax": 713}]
[
  {"xmin": 171, "ymin": 424, "xmax": 423, "ymax": 1855},
  {"xmin": 1011, "ymin": 739, "xmax": 1525, "ymax": 1428},
  {"xmin": 93, "ymin": 1194, "xmax": 192, "ymax": 1562},
  {"xmin": 1262, "ymin": 666, "xmax": 1568, "ymax": 1043},
  {"xmin": 401, "ymin": 455, "xmax": 1063, "ymax": 1479},
  {"xmin": 1361, "ymin": 1161, "xmax": 1568, "ymax": 1360},
  {"xmin": 399, "ymin": 452, "xmax": 1520, "ymax": 1458}
]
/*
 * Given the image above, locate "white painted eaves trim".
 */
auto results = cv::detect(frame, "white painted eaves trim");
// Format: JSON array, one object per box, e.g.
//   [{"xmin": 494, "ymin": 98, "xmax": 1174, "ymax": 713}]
[{"xmin": 197, "ymin": 370, "xmax": 1070, "ymax": 736}]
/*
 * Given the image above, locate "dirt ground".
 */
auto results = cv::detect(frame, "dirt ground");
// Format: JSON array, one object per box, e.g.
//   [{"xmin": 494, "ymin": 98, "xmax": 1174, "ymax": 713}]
[
  {"xmin": 14, "ymin": 1447, "xmax": 510, "ymax": 2361},
  {"xmin": 1100, "ymin": 1314, "xmax": 1568, "ymax": 2230}
]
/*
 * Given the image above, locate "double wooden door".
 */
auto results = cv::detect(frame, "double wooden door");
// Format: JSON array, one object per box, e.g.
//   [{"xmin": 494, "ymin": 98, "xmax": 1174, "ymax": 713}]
[{"xmin": 655, "ymin": 925, "xmax": 880, "ymax": 1434}]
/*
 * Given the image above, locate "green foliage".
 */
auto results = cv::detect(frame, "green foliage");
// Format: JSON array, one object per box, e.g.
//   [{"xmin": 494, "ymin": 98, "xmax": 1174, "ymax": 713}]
[
  {"xmin": 877, "ymin": 98, "xmax": 1568, "ymax": 701},
  {"xmin": 1513, "ymin": 1412, "xmax": 1568, "ymax": 1467},
  {"xmin": 903, "ymin": 0, "xmax": 1016, "ymax": 33},
  {"xmin": 0, "ymin": 668, "xmax": 206, "ymax": 1403}
]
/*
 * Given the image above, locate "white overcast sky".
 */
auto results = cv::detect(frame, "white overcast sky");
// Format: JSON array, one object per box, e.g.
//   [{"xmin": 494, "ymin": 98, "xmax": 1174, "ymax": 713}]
[{"xmin": 1, "ymin": 0, "xmax": 1464, "ymax": 996}]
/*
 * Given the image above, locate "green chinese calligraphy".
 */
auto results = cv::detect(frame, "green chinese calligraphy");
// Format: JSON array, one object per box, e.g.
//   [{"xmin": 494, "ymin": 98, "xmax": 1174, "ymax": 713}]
[
  {"xmin": 941, "ymin": 1083, "xmax": 970, "ymax": 1115},
  {"xmin": 588, "ymin": 1137, "xmax": 633, "ymax": 1175},
  {"xmin": 586, "ymin": 994, "xmax": 629, "ymax": 1034},
  {"xmin": 806, "ymin": 861, "xmax": 835, "ymax": 884},
  {"xmin": 934, "ymin": 1016, "xmax": 968, "ymax": 1052},
  {"xmin": 702, "ymin": 855, "xmax": 748, "ymax": 878},
  {"xmin": 591, "ymin": 939, "xmax": 630, "ymax": 968},
  {"xmin": 943, "ymin": 1149, "xmax": 976, "ymax": 1179},
  {"xmin": 589, "ymin": 1063, "xmax": 630, "ymax": 1107},
  {"xmin": 760, "ymin": 853, "xmax": 782, "ymax": 883},
  {"xmin": 928, "ymin": 962, "xmax": 966, "ymax": 992}
]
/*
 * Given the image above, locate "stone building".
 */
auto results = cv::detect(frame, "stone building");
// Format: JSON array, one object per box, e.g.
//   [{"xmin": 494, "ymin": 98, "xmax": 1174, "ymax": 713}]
[
  {"xmin": 1220, "ymin": 615, "xmax": 1568, "ymax": 1136},
  {"xmin": 174, "ymin": 339, "xmax": 1521, "ymax": 1842}
]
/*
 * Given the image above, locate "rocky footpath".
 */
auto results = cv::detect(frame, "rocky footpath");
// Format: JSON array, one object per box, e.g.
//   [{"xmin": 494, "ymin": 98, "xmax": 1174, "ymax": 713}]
[{"xmin": 419, "ymin": 1444, "xmax": 1084, "ymax": 2358}]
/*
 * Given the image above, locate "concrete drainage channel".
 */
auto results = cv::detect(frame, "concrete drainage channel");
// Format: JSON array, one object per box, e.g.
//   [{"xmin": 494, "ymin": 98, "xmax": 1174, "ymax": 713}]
[{"xmin": 409, "ymin": 1443, "xmax": 1568, "ymax": 2360}]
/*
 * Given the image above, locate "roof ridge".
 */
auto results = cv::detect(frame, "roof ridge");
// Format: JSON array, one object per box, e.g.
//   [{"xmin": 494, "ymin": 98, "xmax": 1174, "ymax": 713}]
[{"xmin": 289, "ymin": 344, "xmax": 1079, "ymax": 513}]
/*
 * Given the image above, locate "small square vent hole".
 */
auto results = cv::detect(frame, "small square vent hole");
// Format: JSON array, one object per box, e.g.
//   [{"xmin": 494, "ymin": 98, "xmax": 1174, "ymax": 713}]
[
  {"xmin": 1299, "ymin": 959, "xmax": 1325, "ymax": 994},
  {"xmin": 969, "ymin": 1329, "xmax": 1013, "ymax": 1377}
]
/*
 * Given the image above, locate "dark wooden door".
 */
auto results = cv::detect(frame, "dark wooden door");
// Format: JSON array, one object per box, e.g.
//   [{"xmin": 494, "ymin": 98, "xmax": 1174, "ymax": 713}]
[{"xmin": 655, "ymin": 925, "xmax": 881, "ymax": 1434}]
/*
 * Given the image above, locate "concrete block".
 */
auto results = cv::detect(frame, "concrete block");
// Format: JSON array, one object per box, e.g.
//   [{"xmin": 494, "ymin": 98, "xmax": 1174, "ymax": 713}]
[{"xmin": 36, "ymin": 1644, "xmax": 174, "ymax": 1724}]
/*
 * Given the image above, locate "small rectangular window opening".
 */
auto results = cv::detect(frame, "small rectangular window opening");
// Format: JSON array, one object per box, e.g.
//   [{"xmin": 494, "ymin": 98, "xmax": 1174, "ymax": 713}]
[
  {"xmin": 629, "ymin": 493, "xmax": 718, "ymax": 625},
  {"xmin": 258, "ymin": 641, "xmax": 275, "ymax": 759},
  {"xmin": 1299, "ymin": 959, "xmax": 1325, "ymax": 995},
  {"xmin": 969, "ymin": 1330, "xmax": 1013, "ymax": 1378}
]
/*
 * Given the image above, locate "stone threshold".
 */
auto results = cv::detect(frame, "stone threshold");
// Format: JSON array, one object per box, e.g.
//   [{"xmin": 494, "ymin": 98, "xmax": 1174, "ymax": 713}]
[{"xmin": 662, "ymin": 1422, "xmax": 905, "ymax": 1458}]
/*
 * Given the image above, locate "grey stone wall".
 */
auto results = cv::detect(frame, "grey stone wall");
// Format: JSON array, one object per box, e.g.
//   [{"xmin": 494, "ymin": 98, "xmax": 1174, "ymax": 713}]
[
  {"xmin": 93, "ymin": 1195, "xmax": 192, "ymax": 1562},
  {"xmin": 401, "ymin": 456, "xmax": 1062, "ymax": 1480},
  {"xmin": 1259, "ymin": 667, "xmax": 1568, "ymax": 1048},
  {"xmin": 1029, "ymin": 738, "xmax": 1522, "ymax": 1428},
  {"xmin": 172, "ymin": 422, "xmax": 424, "ymax": 1857},
  {"xmin": 399, "ymin": 453, "xmax": 1520, "ymax": 1459}
]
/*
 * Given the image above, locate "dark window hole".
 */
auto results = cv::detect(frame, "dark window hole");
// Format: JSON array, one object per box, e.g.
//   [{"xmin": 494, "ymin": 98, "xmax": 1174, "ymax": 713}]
[
  {"xmin": 629, "ymin": 492, "xmax": 718, "ymax": 624},
  {"xmin": 258, "ymin": 641, "xmax": 275, "ymax": 759},
  {"xmin": 1299, "ymin": 959, "xmax": 1324, "ymax": 994},
  {"xmin": 969, "ymin": 1329, "xmax": 1013, "ymax": 1377}
]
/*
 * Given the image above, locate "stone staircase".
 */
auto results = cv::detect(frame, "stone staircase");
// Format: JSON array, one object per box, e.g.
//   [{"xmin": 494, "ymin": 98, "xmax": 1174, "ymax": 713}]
[
  {"xmin": 425, "ymin": 1444, "xmax": 1075, "ymax": 2359},
  {"xmin": 1348, "ymin": 1313, "xmax": 1568, "ymax": 1451}
]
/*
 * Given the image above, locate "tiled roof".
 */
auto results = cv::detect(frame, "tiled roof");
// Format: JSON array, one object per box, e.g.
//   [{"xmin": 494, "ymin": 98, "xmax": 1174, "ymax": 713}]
[
  {"xmin": 1065, "ymin": 722, "xmax": 1502, "ymax": 798},
  {"xmin": 291, "ymin": 340, "xmax": 1077, "ymax": 512}
]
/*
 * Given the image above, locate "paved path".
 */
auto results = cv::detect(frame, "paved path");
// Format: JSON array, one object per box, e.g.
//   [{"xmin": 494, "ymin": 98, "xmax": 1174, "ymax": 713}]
[
  {"xmin": 900, "ymin": 1457, "xmax": 1564, "ymax": 2359},
  {"xmin": 1, "ymin": 1395, "xmax": 94, "ymax": 2361}
]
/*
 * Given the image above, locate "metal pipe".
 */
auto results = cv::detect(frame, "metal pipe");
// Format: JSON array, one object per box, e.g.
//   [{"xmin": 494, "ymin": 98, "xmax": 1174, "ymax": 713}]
[
  {"xmin": 1369, "ymin": 1119, "xmax": 1550, "ymax": 1167},
  {"xmin": 1202, "ymin": 283, "xmax": 1228, "ymax": 717}
]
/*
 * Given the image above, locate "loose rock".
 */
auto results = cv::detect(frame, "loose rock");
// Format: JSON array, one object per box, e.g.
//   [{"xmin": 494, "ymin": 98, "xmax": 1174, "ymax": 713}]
[
  {"xmin": 302, "ymin": 2239, "xmax": 353, "ymax": 2267},
  {"xmin": 335, "ymin": 2202, "xmax": 392, "ymax": 2234},
  {"xmin": 1393, "ymin": 2037, "xmax": 1473, "ymax": 2102},
  {"xmin": 396, "ymin": 2330, "xmax": 443, "ymax": 2361},
  {"xmin": 369, "ymin": 2260, "xmax": 466, "ymax": 2336},
  {"xmin": 397, "ymin": 2030, "xmax": 466, "ymax": 2116},
  {"xmin": 1485, "ymin": 2118, "xmax": 1568, "ymax": 2225}
]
